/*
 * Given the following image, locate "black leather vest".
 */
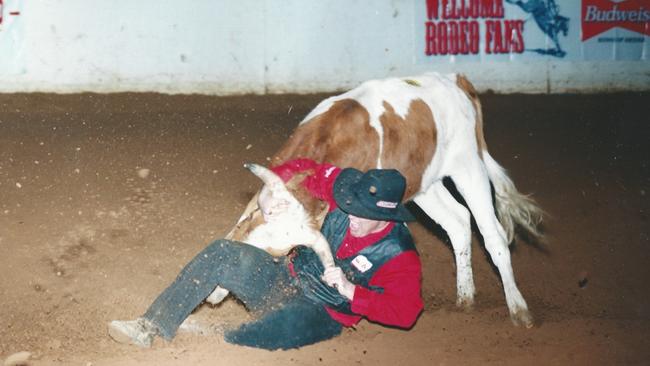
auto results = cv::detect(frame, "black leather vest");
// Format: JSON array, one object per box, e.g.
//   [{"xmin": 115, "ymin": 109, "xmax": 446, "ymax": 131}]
[{"xmin": 322, "ymin": 209, "xmax": 416, "ymax": 287}]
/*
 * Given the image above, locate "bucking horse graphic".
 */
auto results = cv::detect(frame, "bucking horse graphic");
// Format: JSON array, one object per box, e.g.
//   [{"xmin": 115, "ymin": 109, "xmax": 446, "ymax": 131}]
[{"xmin": 506, "ymin": 0, "xmax": 570, "ymax": 57}]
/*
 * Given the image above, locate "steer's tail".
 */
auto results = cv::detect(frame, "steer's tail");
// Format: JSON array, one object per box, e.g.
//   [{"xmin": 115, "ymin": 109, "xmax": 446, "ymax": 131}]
[
  {"xmin": 483, "ymin": 151, "xmax": 544, "ymax": 244},
  {"xmin": 456, "ymin": 73, "xmax": 544, "ymax": 244}
]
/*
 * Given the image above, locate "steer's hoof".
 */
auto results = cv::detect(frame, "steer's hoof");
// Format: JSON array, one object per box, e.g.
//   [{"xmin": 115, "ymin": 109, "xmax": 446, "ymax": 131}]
[
  {"xmin": 455, "ymin": 297, "xmax": 475, "ymax": 312},
  {"xmin": 510, "ymin": 309, "xmax": 535, "ymax": 328}
]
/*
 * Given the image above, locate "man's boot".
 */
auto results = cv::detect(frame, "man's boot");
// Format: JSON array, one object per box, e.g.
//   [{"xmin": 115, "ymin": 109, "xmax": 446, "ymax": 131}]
[{"xmin": 108, "ymin": 318, "xmax": 157, "ymax": 347}]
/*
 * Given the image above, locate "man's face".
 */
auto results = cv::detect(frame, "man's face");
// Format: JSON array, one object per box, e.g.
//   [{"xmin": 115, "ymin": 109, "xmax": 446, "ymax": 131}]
[{"xmin": 348, "ymin": 214, "xmax": 389, "ymax": 237}]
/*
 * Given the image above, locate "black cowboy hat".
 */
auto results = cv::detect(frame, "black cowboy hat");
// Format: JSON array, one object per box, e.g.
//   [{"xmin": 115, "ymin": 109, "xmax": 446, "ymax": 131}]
[{"xmin": 333, "ymin": 168, "xmax": 415, "ymax": 222}]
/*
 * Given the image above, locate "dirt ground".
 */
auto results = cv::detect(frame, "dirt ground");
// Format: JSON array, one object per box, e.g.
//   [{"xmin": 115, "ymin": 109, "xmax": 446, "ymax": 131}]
[{"xmin": 0, "ymin": 91, "xmax": 648, "ymax": 366}]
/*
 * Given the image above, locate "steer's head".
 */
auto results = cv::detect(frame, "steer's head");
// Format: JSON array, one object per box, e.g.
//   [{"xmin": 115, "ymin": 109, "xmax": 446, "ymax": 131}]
[
  {"xmin": 245, "ymin": 163, "xmax": 296, "ymax": 223},
  {"xmin": 225, "ymin": 164, "xmax": 329, "ymax": 242}
]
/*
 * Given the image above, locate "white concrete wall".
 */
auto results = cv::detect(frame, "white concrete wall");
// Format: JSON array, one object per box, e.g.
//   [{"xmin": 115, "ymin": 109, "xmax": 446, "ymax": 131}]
[{"xmin": 0, "ymin": 0, "xmax": 648, "ymax": 94}]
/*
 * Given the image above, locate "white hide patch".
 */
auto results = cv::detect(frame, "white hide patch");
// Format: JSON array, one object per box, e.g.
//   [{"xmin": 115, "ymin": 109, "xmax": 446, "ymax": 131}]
[{"xmin": 244, "ymin": 219, "xmax": 316, "ymax": 255}]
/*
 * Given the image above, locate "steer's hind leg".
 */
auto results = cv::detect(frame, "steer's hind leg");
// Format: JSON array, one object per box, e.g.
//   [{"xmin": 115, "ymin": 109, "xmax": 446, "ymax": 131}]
[
  {"xmin": 450, "ymin": 160, "xmax": 533, "ymax": 327},
  {"xmin": 414, "ymin": 180, "xmax": 475, "ymax": 310}
]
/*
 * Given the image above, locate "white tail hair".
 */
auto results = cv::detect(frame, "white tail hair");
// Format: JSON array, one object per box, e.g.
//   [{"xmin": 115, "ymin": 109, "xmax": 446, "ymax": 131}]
[{"xmin": 483, "ymin": 151, "xmax": 544, "ymax": 244}]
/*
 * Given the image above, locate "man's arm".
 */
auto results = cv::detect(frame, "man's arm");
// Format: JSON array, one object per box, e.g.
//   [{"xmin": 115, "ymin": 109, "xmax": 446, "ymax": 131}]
[
  {"xmin": 271, "ymin": 158, "xmax": 341, "ymax": 210},
  {"xmin": 271, "ymin": 158, "xmax": 318, "ymax": 182},
  {"xmin": 350, "ymin": 251, "xmax": 423, "ymax": 328}
]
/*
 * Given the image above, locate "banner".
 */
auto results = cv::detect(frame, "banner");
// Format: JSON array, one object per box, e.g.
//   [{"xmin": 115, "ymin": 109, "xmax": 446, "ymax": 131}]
[
  {"xmin": 0, "ymin": 0, "xmax": 23, "ymax": 41},
  {"xmin": 416, "ymin": 0, "xmax": 649, "ymax": 61},
  {"xmin": 0, "ymin": 0, "xmax": 25, "ymax": 75},
  {"xmin": 581, "ymin": 0, "xmax": 650, "ymax": 60}
]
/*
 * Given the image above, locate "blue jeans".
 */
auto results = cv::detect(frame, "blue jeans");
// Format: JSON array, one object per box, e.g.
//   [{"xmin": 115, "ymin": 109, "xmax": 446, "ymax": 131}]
[{"xmin": 142, "ymin": 239, "xmax": 342, "ymax": 350}]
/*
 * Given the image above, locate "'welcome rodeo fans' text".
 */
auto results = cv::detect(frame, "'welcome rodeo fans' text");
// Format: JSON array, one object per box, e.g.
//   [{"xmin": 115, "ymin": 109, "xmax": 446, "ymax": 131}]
[{"xmin": 425, "ymin": 0, "xmax": 525, "ymax": 56}]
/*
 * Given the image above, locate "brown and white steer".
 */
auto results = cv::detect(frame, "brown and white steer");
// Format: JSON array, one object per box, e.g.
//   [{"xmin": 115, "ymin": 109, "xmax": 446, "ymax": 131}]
[{"xmin": 217, "ymin": 72, "xmax": 543, "ymax": 327}]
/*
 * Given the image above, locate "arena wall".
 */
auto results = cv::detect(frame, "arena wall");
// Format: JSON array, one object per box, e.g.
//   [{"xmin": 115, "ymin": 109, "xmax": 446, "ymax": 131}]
[{"xmin": 0, "ymin": 0, "xmax": 648, "ymax": 94}]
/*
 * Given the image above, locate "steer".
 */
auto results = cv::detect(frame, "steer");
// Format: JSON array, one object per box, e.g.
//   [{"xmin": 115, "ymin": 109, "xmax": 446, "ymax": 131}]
[{"xmin": 215, "ymin": 72, "xmax": 543, "ymax": 327}]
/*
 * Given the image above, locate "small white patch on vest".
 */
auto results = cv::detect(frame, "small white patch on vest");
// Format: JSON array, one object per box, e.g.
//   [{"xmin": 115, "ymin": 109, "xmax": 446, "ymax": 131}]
[{"xmin": 351, "ymin": 255, "xmax": 373, "ymax": 273}]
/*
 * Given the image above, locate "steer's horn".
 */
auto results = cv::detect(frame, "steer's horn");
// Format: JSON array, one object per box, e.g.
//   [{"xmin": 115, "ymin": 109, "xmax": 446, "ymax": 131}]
[{"xmin": 244, "ymin": 163, "xmax": 284, "ymax": 187}]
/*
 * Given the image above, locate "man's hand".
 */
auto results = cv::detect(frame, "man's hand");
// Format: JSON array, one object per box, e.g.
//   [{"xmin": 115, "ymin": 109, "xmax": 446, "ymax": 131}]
[{"xmin": 322, "ymin": 267, "xmax": 355, "ymax": 300}]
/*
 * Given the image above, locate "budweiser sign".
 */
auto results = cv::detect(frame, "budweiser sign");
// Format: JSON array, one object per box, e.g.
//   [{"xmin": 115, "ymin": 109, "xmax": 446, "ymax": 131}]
[{"xmin": 582, "ymin": 0, "xmax": 650, "ymax": 40}]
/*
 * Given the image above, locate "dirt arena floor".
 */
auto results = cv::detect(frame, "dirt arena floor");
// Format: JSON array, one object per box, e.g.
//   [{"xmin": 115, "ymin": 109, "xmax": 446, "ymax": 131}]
[{"xmin": 0, "ymin": 91, "xmax": 648, "ymax": 365}]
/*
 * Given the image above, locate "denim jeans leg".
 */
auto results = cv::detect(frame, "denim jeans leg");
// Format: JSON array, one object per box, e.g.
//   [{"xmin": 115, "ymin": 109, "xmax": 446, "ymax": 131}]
[
  {"xmin": 224, "ymin": 296, "xmax": 342, "ymax": 350},
  {"xmin": 142, "ymin": 239, "xmax": 293, "ymax": 340}
]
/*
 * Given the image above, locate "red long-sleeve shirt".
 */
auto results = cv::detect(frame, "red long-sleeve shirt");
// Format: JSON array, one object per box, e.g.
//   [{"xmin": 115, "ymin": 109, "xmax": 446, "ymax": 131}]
[{"xmin": 272, "ymin": 159, "xmax": 423, "ymax": 329}]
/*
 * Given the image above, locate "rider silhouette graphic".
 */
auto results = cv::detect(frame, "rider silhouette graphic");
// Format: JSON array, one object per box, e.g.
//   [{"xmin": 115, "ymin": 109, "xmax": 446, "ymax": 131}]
[{"xmin": 506, "ymin": 0, "xmax": 570, "ymax": 57}]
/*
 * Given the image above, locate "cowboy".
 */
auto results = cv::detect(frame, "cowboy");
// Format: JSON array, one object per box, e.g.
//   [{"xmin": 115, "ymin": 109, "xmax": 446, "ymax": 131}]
[{"xmin": 108, "ymin": 159, "xmax": 423, "ymax": 349}]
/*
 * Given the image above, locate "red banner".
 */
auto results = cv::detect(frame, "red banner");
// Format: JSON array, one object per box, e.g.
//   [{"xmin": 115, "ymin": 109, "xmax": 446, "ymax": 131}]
[{"xmin": 582, "ymin": 0, "xmax": 650, "ymax": 41}]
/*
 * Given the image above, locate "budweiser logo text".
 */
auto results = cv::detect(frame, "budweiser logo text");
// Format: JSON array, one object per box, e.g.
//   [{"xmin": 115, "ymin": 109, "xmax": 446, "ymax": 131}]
[{"xmin": 585, "ymin": 5, "xmax": 650, "ymax": 22}]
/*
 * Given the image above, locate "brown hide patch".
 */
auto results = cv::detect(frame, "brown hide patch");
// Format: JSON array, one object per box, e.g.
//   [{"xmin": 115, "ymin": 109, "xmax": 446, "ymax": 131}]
[
  {"xmin": 380, "ymin": 100, "xmax": 437, "ymax": 200},
  {"xmin": 456, "ymin": 74, "xmax": 487, "ymax": 155},
  {"xmin": 228, "ymin": 205, "xmax": 266, "ymax": 242},
  {"xmin": 271, "ymin": 99, "xmax": 379, "ymax": 172},
  {"xmin": 285, "ymin": 170, "xmax": 329, "ymax": 227},
  {"xmin": 225, "ymin": 190, "xmax": 261, "ymax": 241}
]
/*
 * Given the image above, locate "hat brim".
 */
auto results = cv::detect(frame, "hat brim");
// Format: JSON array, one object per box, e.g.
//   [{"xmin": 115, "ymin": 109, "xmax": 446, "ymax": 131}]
[{"xmin": 333, "ymin": 168, "xmax": 415, "ymax": 222}]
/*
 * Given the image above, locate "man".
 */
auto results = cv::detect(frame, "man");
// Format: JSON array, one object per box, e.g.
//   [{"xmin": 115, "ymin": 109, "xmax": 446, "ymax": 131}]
[{"xmin": 108, "ymin": 159, "xmax": 423, "ymax": 349}]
